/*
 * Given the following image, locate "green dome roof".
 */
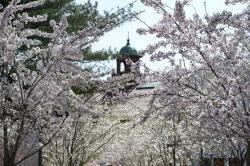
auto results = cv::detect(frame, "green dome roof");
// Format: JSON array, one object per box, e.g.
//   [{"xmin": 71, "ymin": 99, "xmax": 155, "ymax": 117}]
[{"xmin": 119, "ymin": 39, "xmax": 138, "ymax": 57}]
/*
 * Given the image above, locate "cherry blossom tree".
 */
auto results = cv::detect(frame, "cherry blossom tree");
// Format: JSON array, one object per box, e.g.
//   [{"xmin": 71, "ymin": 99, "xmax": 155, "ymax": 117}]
[
  {"xmin": 138, "ymin": 0, "xmax": 250, "ymax": 165},
  {"xmin": 43, "ymin": 109, "xmax": 123, "ymax": 166},
  {"xmin": 0, "ymin": 0, "xmax": 140, "ymax": 165}
]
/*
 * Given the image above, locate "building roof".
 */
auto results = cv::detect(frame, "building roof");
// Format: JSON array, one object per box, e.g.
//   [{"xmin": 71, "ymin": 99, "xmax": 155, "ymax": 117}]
[
  {"xmin": 135, "ymin": 81, "xmax": 161, "ymax": 90},
  {"xmin": 119, "ymin": 39, "xmax": 140, "ymax": 58}
]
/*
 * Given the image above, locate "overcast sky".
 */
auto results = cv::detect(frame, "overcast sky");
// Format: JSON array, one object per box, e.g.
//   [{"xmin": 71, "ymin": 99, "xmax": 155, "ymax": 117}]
[{"xmin": 75, "ymin": 0, "xmax": 245, "ymax": 70}]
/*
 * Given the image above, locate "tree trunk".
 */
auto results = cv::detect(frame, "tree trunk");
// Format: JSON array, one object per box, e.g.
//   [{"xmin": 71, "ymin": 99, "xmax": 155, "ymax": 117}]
[
  {"xmin": 3, "ymin": 157, "xmax": 15, "ymax": 166},
  {"xmin": 38, "ymin": 148, "xmax": 42, "ymax": 166},
  {"xmin": 173, "ymin": 136, "xmax": 176, "ymax": 166},
  {"xmin": 3, "ymin": 123, "xmax": 15, "ymax": 166},
  {"xmin": 246, "ymin": 141, "xmax": 250, "ymax": 166}
]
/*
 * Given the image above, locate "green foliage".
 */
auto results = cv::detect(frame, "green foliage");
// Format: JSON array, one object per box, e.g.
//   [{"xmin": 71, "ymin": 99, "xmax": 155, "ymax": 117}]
[
  {"xmin": 200, "ymin": 158, "xmax": 211, "ymax": 166},
  {"xmin": 65, "ymin": 46, "xmax": 119, "ymax": 62},
  {"xmin": 63, "ymin": 1, "xmax": 100, "ymax": 33},
  {"xmin": 24, "ymin": 58, "xmax": 38, "ymax": 71},
  {"xmin": 19, "ymin": 0, "xmax": 102, "ymax": 34},
  {"xmin": 71, "ymin": 85, "xmax": 85, "ymax": 95},
  {"xmin": 71, "ymin": 81, "xmax": 99, "ymax": 96},
  {"xmin": 1, "ymin": 0, "xmax": 73, "ymax": 46},
  {"xmin": 83, "ymin": 47, "xmax": 119, "ymax": 61},
  {"xmin": 1, "ymin": 0, "xmax": 11, "ymax": 7}
]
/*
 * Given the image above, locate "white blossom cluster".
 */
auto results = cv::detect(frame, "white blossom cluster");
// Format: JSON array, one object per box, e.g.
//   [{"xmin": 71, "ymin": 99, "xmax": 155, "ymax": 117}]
[
  {"xmin": 0, "ymin": 0, "xmax": 138, "ymax": 165},
  {"xmin": 136, "ymin": 0, "xmax": 250, "ymax": 163}
]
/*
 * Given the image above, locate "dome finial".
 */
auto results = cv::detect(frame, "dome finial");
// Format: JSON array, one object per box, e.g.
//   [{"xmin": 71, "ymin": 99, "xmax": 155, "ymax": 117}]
[{"xmin": 126, "ymin": 31, "xmax": 130, "ymax": 46}]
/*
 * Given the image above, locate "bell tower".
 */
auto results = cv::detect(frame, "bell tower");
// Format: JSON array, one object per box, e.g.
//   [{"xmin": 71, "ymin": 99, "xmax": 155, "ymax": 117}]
[{"xmin": 116, "ymin": 38, "xmax": 142, "ymax": 75}]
